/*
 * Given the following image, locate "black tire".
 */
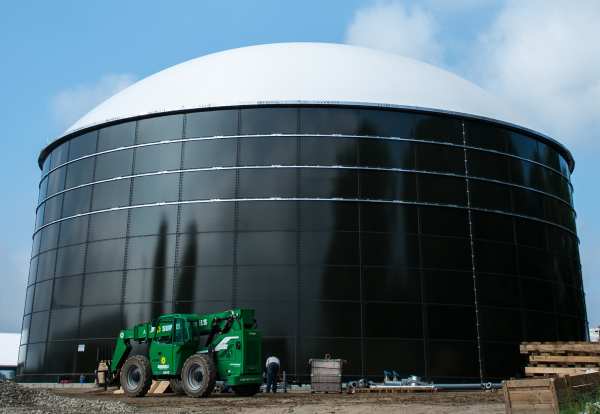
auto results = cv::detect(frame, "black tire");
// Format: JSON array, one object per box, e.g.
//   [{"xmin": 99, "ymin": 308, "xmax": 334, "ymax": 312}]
[
  {"xmin": 181, "ymin": 354, "xmax": 216, "ymax": 398},
  {"xmin": 169, "ymin": 377, "xmax": 185, "ymax": 395},
  {"xmin": 121, "ymin": 355, "xmax": 152, "ymax": 398},
  {"xmin": 232, "ymin": 383, "xmax": 261, "ymax": 397}
]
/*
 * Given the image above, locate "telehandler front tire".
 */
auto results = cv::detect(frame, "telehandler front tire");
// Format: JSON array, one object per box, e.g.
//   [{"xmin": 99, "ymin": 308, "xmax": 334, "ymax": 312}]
[
  {"xmin": 169, "ymin": 377, "xmax": 186, "ymax": 395},
  {"xmin": 121, "ymin": 355, "xmax": 152, "ymax": 397},
  {"xmin": 232, "ymin": 383, "xmax": 261, "ymax": 397},
  {"xmin": 181, "ymin": 354, "xmax": 216, "ymax": 398}
]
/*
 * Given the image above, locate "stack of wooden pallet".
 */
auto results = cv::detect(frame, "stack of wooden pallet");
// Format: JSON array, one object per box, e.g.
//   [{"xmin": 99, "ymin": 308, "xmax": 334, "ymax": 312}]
[{"xmin": 521, "ymin": 342, "xmax": 600, "ymax": 377}]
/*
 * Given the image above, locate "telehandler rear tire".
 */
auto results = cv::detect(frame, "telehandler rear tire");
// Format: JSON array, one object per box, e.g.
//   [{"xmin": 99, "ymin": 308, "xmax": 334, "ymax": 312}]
[
  {"xmin": 121, "ymin": 355, "xmax": 152, "ymax": 397},
  {"xmin": 169, "ymin": 377, "xmax": 185, "ymax": 395},
  {"xmin": 181, "ymin": 354, "xmax": 216, "ymax": 398},
  {"xmin": 232, "ymin": 383, "xmax": 261, "ymax": 397}
]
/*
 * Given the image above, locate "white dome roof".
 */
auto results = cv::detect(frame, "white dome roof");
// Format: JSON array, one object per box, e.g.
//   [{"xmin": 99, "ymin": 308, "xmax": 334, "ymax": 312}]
[{"xmin": 64, "ymin": 43, "xmax": 545, "ymax": 137}]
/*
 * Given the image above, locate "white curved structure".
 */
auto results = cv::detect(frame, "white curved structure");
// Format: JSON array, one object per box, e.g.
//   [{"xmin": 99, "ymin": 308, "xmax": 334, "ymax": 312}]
[{"xmin": 65, "ymin": 43, "xmax": 542, "ymax": 137}]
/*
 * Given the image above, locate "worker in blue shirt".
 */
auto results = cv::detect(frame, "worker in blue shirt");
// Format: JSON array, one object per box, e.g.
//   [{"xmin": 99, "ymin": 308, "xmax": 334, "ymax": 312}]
[{"xmin": 265, "ymin": 356, "xmax": 281, "ymax": 393}]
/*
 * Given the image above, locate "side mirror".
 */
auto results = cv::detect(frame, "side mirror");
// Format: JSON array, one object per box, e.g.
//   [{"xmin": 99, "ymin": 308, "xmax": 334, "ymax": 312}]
[{"xmin": 151, "ymin": 318, "xmax": 157, "ymax": 327}]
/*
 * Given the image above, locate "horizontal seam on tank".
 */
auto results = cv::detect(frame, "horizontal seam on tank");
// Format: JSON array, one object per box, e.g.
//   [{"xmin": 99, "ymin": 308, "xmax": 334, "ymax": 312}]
[
  {"xmin": 32, "ymin": 198, "xmax": 579, "ymax": 240},
  {"xmin": 40, "ymin": 133, "xmax": 572, "ymax": 184},
  {"xmin": 29, "ymin": 237, "xmax": 582, "ymax": 271},
  {"xmin": 23, "ymin": 300, "xmax": 587, "ymax": 318},
  {"xmin": 41, "ymin": 102, "xmax": 573, "ymax": 172},
  {"xmin": 36, "ymin": 165, "xmax": 574, "ymax": 215},
  {"xmin": 25, "ymin": 268, "xmax": 587, "ymax": 296}
]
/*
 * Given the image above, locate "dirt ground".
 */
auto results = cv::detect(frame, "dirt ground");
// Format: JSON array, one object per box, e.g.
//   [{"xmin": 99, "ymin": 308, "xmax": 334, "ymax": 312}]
[{"xmin": 52, "ymin": 388, "xmax": 506, "ymax": 414}]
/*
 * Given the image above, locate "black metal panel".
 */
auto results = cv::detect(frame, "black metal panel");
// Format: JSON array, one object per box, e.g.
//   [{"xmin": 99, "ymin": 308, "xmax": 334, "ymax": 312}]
[
  {"xmin": 300, "ymin": 136, "xmax": 357, "ymax": 166},
  {"xmin": 50, "ymin": 142, "xmax": 69, "ymax": 169},
  {"xmin": 363, "ymin": 267, "xmax": 421, "ymax": 303},
  {"xmin": 95, "ymin": 149, "xmax": 133, "ymax": 181},
  {"xmin": 134, "ymin": 142, "xmax": 182, "ymax": 174},
  {"xmin": 59, "ymin": 216, "xmax": 88, "ymax": 246},
  {"xmin": 181, "ymin": 170, "xmax": 236, "ymax": 201},
  {"xmin": 85, "ymin": 239, "xmax": 126, "ymax": 274},
  {"xmin": 178, "ymin": 232, "xmax": 234, "ymax": 266},
  {"xmin": 236, "ymin": 232, "xmax": 296, "ymax": 265},
  {"xmin": 55, "ymin": 244, "xmax": 85, "ymax": 278},
  {"xmin": 98, "ymin": 121, "xmax": 136, "ymax": 152},
  {"xmin": 129, "ymin": 205, "xmax": 178, "ymax": 236},
  {"xmin": 359, "ymin": 109, "xmax": 413, "ymax": 138},
  {"xmin": 185, "ymin": 109, "xmax": 238, "ymax": 138},
  {"xmin": 89, "ymin": 210, "xmax": 128, "ymax": 241},
  {"xmin": 300, "ymin": 107, "xmax": 357, "ymax": 135},
  {"xmin": 184, "ymin": 138, "xmax": 237, "ymax": 169},
  {"xmin": 358, "ymin": 138, "xmax": 415, "ymax": 169},
  {"xmin": 62, "ymin": 186, "xmax": 91, "ymax": 218},
  {"xmin": 237, "ymin": 266, "xmax": 296, "ymax": 302},
  {"xmin": 46, "ymin": 166, "xmax": 66, "ymax": 197},
  {"xmin": 48, "ymin": 309, "xmax": 79, "ymax": 340},
  {"xmin": 68, "ymin": 131, "xmax": 97, "ymax": 161},
  {"xmin": 241, "ymin": 107, "xmax": 297, "ymax": 135},
  {"xmin": 84, "ymin": 272, "xmax": 123, "ymax": 306},
  {"xmin": 25, "ymin": 106, "xmax": 584, "ymax": 383},
  {"xmin": 52, "ymin": 275, "xmax": 83, "ymax": 309},
  {"xmin": 32, "ymin": 280, "xmax": 53, "ymax": 312},
  {"xmin": 238, "ymin": 168, "xmax": 296, "ymax": 198},
  {"xmin": 239, "ymin": 136, "xmax": 297, "ymax": 166},
  {"xmin": 137, "ymin": 114, "xmax": 183, "ymax": 144},
  {"xmin": 132, "ymin": 174, "xmax": 180, "ymax": 205},
  {"xmin": 416, "ymin": 142, "xmax": 464, "ymax": 175},
  {"xmin": 92, "ymin": 179, "xmax": 131, "ymax": 211},
  {"xmin": 125, "ymin": 268, "xmax": 175, "ymax": 304},
  {"xmin": 65, "ymin": 157, "xmax": 95, "ymax": 189},
  {"xmin": 414, "ymin": 113, "xmax": 463, "ymax": 144},
  {"xmin": 169, "ymin": 267, "xmax": 224, "ymax": 303}
]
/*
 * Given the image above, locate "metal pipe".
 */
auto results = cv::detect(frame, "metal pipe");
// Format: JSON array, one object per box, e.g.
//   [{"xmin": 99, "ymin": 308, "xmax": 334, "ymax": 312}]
[{"xmin": 434, "ymin": 383, "xmax": 502, "ymax": 390}]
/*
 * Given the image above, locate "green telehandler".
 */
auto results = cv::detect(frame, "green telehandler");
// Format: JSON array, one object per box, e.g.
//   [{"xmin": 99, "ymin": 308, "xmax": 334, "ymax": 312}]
[{"xmin": 99, "ymin": 308, "xmax": 262, "ymax": 398}]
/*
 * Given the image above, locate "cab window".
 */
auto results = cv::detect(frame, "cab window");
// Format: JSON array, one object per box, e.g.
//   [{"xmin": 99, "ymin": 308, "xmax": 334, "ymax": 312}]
[
  {"xmin": 188, "ymin": 321, "xmax": 198, "ymax": 341},
  {"xmin": 174, "ymin": 318, "xmax": 188, "ymax": 343}
]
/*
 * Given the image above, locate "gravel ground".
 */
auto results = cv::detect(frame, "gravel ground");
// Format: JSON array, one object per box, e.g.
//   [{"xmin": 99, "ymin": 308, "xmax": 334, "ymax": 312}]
[
  {"xmin": 51, "ymin": 387, "xmax": 506, "ymax": 414},
  {"xmin": 0, "ymin": 381, "xmax": 136, "ymax": 414}
]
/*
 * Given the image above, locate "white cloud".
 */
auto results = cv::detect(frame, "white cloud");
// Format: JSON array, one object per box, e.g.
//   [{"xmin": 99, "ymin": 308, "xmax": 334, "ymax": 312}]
[
  {"xmin": 0, "ymin": 241, "xmax": 30, "ymax": 333},
  {"xmin": 471, "ymin": 0, "xmax": 600, "ymax": 149},
  {"xmin": 344, "ymin": 0, "xmax": 443, "ymax": 65},
  {"xmin": 50, "ymin": 73, "xmax": 136, "ymax": 131}
]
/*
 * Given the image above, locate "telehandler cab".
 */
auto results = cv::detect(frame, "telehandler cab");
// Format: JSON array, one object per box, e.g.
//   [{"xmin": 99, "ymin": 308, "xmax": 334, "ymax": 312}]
[{"xmin": 101, "ymin": 308, "xmax": 262, "ymax": 398}]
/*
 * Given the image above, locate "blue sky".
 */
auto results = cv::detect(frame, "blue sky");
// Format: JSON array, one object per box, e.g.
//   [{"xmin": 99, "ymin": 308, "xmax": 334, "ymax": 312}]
[{"xmin": 0, "ymin": 0, "xmax": 598, "ymax": 333}]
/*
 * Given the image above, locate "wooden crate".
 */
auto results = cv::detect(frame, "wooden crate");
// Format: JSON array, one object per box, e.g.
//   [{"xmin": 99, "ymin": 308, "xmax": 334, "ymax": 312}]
[
  {"xmin": 503, "ymin": 372, "xmax": 600, "ymax": 413},
  {"xmin": 309, "ymin": 358, "xmax": 344, "ymax": 393}
]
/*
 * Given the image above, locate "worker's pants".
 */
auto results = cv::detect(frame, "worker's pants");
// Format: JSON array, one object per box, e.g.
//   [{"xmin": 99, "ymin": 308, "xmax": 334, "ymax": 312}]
[{"xmin": 266, "ymin": 362, "xmax": 279, "ymax": 393}]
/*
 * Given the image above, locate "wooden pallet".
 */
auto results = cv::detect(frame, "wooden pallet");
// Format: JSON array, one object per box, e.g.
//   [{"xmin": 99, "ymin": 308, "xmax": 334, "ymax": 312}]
[
  {"xmin": 520, "ymin": 342, "xmax": 600, "ymax": 377},
  {"xmin": 113, "ymin": 381, "xmax": 173, "ymax": 394},
  {"xmin": 352, "ymin": 386, "xmax": 437, "ymax": 394},
  {"xmin": 521, "ymin": 342, "xmax": 600, "ymax": 355}
]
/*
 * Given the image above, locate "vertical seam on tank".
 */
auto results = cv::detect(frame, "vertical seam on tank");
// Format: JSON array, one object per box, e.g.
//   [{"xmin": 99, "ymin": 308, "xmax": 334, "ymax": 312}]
[
  {"xmin": 357, "ymin": 108, "xmax": 366, "ymax": 378},
  {"xmin": 120, "ymin": 121, "xmax": 138, "ymax": 328},
  {"xmin": 414, "ymin": 113, "xmax": 430, "ymax": 381},
  {"xmin": 538, "ymin": 140, "xmax": 561, "ymax": 341},
  {"xmin": 232, "ymin": 109, "xmax": 242, "ymax": 309},
  {"xmin": 41, "ymin": 140, "xmax": 70, "ymax": 375},
  {"xmin": 75, "ymin": 133, "xmax": 99, "ymax": 370},
  {"xmin": 507, "ymin": 135, "xmax": 527, "ymax": 344},
  {"xmin": 172, "ymin": 115, "xmax": 186, "ymax": 313},
  {"xmin": 567, "ymin": 168, "xmax": 586, "ymax": 337},
  {"xmin": 295, "ymin": 107, "xmax": 302, "ymax": 380},
  {"xmin": 463, "ymin": 119, "xmax": 484, "ymax": 384},
  {"xmin": 23, "ymin": 155, "xmax": 51, "ymax": 376}
]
